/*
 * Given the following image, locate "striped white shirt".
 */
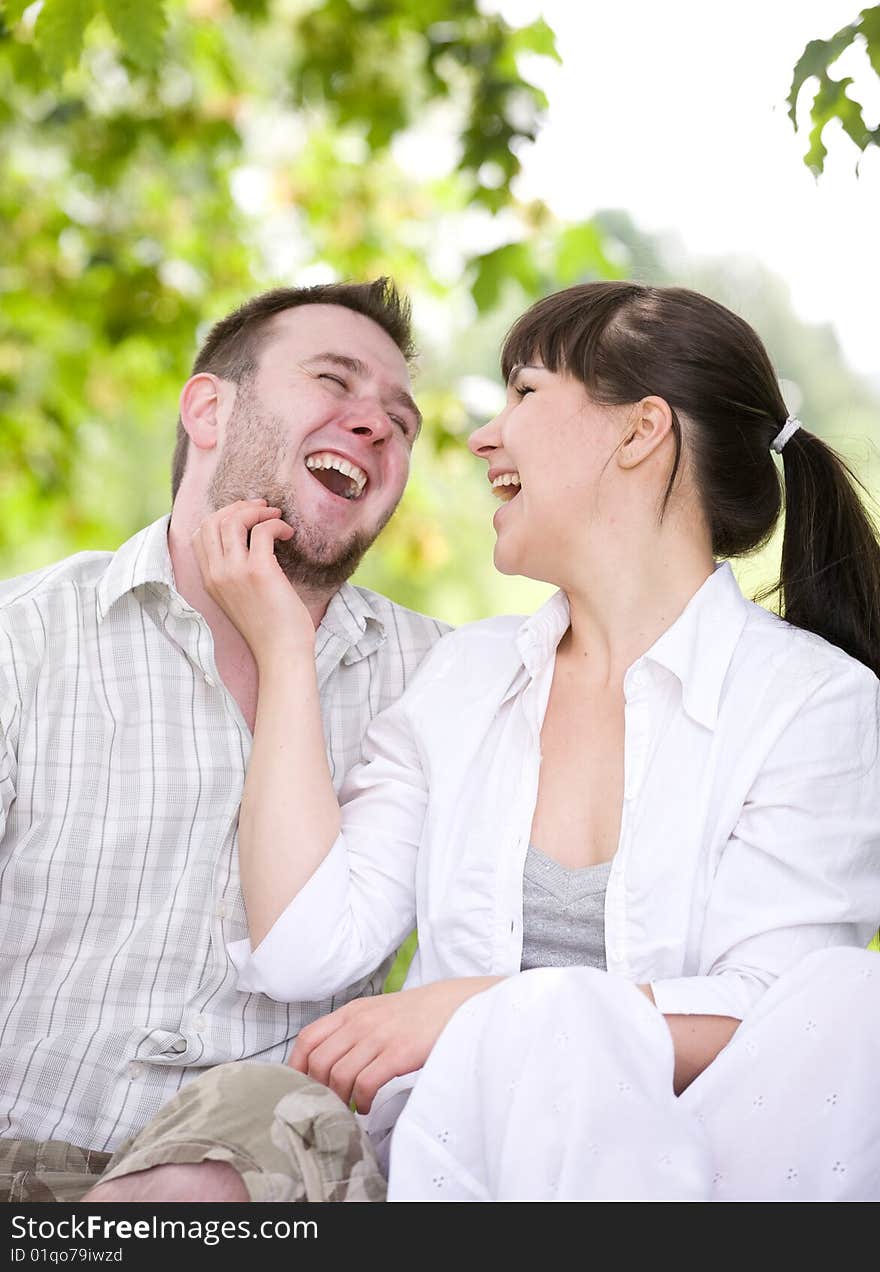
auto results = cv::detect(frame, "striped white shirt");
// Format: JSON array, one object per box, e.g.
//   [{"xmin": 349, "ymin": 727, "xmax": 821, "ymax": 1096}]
[{"xmin": 0, "ymin": 516, "xmax": 447, "ymax": 1152}]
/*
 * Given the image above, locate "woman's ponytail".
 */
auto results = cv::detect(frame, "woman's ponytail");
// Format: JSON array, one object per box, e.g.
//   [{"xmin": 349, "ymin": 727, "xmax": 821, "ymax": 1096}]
[{"xmin": 778, "ymin": 432, "xmax": 880, "ymax": 677}]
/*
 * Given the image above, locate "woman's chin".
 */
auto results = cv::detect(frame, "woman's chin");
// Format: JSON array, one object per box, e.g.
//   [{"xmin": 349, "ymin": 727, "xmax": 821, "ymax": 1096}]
[{"xmin": 493, "ymin": 543, "xmax": 524, "ymax": 577}]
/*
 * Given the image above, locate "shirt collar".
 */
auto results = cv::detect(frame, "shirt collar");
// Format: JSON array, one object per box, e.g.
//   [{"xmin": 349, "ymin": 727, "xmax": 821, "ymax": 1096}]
[
  {"xmin": 98, "ymin": 520, "xmax": 385, "ymax": 660},
  {"xmin": 318, "ymin": 582, "xmax": 386, "ymax": 663},
  {"xmin": 641, "ymin": 562, "xmax": 748, "ymax": 729},
  {"xmin": 512, "ymin": 563, "xmax": 749, "ymax": 730},
  {"xmin": 96, "ymin": 515, "xmax": 176, "ymax": 622},
  {"xmin": 514, "ymin": 589, "xmax": 572, "ymax": 681}
]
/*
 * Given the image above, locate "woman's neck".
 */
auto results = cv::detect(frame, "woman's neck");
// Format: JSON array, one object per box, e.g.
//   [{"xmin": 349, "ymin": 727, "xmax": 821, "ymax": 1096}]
[{"xmin": 559, "ymin": 538, "xmax": 716, "ymax": 687}]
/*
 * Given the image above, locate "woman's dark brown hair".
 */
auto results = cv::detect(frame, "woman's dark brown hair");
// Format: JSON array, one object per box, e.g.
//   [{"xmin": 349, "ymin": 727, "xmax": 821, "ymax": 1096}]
[{"xmin": 502, "ymin": 282, "xmax": 880, "ymax": 677}]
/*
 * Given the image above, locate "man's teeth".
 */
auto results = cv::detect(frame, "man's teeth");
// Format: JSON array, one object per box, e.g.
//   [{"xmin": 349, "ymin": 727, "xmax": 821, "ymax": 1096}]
[
  {"xmin": 491, "ymin": 472, "xmax": 521, "ymax": 500},
  {"xmin": 305, "ymin": 452, "xmax": 367, "ymax": 499}
]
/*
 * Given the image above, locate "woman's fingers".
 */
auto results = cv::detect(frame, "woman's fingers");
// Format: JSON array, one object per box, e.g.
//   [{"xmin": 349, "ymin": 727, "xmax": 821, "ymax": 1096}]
[
  {"xmin": 247, "ymin": 517, "xmax": 295, "ymax": 568},
  {"xmin": 193, "ymin": 499, "xmax": 286, "ymax": 587},
  {"xmin": 217, "ymin": 502, "xmax": 281, "ymax": 563},
  {"xmin": 324, "ymin": 1039, "xmax": 385, "ymax": 1110},
  {"xmin": 294, "ymin": 1018, "xmax": 362, "ymax": 1087},
  {"xmin": 350, "ymin": 1055, "xmax": 401, "ymax": 1115},
  {"xmin": 288, "ymin": 1009, "xmax": 346, "ymax": 1072},
  {"xmin": 288, "ymin": 998, "xmax": 429, "ymax": 1113}
]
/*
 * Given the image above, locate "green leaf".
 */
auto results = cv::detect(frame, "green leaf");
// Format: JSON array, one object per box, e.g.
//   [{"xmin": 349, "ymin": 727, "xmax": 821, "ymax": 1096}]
[
  {"xmin": 509, "ymin": 16, "xmax": 560, "ymax": 62},
  {"xmin": 803, "ymin": 75, "xmax": 873, "ymax": 173},
  {"xmin": 555, "ymin": 221, "xmax": 621, "ymax": 284},
  {"xmin": 33, "ymin": 0, "xmax": 98, "ymax": 79},
  {"xmin": 787, "ymin": 24, "xmax": 858, "ymax": 123},
  {"xmin": 471, "ymin": 241, "xmax": 539, "ymax": 313},
  {"xmin": 860, "ymin": 5, "xmax": 880, "ymax": 76},
  {"xmin": 100, "ymin": 0, "xmax": 167, "ymax": 72}
]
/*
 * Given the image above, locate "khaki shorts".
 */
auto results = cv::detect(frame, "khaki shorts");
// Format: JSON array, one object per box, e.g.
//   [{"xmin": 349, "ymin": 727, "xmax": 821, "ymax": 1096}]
[{"xmin": 1, "ymin": 1063, "xmax": 385, "ymax": 1203}]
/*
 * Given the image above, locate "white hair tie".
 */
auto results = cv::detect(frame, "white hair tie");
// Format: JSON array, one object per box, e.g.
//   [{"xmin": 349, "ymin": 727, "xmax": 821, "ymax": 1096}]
[{"xmin": 771, "ymin": 416, "xmax": 801, "ymax": 453}]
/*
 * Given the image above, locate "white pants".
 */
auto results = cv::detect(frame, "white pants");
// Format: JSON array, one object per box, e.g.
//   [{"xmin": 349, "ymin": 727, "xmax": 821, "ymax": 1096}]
[{"xmin": 387, "ymin": 947, "xmax": 880, "ymax": 1201}]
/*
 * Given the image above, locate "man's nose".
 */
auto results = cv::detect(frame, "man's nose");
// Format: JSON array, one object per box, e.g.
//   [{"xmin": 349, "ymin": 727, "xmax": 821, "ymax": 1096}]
[{"xmin": 345, "ymin": 400, "xmax": 393, "ymax": 443}]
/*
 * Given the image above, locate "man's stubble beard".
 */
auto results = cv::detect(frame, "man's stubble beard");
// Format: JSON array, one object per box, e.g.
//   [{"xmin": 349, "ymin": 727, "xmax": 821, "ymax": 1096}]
[{"xmin": 206, "ymin": 385, "xmax": 401, "ymax": 593}]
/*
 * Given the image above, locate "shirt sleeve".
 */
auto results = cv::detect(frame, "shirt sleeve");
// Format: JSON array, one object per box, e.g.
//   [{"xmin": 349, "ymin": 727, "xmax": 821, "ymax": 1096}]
[
  {"xmin": 651, "ymin": 659, "xmax": 880, "ymax": 1020},
  {"xmin": 228, "ymin": 688, "xmax": 427, "ymax": 1002}
]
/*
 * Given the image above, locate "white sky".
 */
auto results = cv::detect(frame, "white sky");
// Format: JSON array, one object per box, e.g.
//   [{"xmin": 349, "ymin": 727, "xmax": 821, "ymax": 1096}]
[{"xmin": 498, "ymin": 0, "xmax": 880, "ymax": 379}]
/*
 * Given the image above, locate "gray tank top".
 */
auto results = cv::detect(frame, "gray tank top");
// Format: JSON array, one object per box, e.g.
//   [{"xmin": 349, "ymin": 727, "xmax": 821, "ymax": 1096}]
[{"xmin": 520, "ymin": 845, "xmax": 611, "ymax": 972}]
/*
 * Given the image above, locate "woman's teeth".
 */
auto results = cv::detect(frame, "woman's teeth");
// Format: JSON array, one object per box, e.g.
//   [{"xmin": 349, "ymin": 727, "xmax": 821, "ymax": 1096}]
[{"xmin": 491, "ymin": 472, "xmax": 521, "ymax": 501}]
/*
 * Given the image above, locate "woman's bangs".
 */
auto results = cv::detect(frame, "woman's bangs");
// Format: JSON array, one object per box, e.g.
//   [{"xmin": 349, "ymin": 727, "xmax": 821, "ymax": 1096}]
[{"xmin": 500, "ymin": 294, "xmax": 611, "ymax": 388}]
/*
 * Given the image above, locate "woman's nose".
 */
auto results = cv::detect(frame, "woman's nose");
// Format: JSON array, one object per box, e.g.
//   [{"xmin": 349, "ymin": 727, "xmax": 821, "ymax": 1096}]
[{"xmin": 468, "ymin": 415, "xmax": 501, "ymax": 458}]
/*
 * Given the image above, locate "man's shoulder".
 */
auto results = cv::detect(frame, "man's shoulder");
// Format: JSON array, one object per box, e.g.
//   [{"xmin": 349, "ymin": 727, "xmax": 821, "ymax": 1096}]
[
  {"xmin": 0, "ymin": 550, "xmax": 113, "ymax": 617},
  {"xmin": 350, "ymin": 585, "xmax": 452, "ymax": 646}
]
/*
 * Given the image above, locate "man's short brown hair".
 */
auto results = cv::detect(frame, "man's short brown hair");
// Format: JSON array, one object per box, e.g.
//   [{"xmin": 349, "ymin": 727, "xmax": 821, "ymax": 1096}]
[{"xmin": 171, "ymin": 277, "xmax": 415, "ymax": 498}]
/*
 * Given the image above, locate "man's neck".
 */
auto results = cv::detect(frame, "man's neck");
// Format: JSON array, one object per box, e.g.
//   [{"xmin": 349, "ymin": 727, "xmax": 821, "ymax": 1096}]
[{"xmin": 166, "ymin": 508, "xmax": 335, "ymax": 666}]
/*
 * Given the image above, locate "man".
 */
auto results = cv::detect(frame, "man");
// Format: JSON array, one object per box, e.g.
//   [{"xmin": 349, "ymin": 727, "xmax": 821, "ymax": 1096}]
[{"xmin": 0, "ymin": 278, "xmax": 448, "ymax": 1202}]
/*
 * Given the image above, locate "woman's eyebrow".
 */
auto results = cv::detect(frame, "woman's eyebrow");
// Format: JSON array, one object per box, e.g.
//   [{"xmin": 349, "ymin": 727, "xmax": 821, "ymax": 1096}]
[
  {"xmin": 301, "ymin": 352, "xmax": 422, "ymax": 433},
  {"xmin": 507, "ymin": 362, "xmax": 543, "ymax": 384}
]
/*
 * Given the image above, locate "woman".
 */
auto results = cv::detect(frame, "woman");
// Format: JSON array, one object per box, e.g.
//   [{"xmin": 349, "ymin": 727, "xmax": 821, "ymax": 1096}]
[{"xmin": 196, "ymin": 282, "xmax": 880, "ymax": 1200}]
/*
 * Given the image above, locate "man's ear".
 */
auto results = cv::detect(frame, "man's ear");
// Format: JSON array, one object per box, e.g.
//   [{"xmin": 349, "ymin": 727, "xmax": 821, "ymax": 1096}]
[
  {"xmin": 179, "ymin": 373, "xmax": 224, "ymax": 453},
  {"xmin": 618, "ymin": 396, "xmax": 675, "ymax": 469}
]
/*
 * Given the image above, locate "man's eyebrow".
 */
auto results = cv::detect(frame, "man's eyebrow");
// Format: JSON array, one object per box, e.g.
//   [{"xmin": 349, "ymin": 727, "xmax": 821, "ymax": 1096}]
[{"xmin": 302, "ymin": 352, "xmax": 422, "ymax": 434}]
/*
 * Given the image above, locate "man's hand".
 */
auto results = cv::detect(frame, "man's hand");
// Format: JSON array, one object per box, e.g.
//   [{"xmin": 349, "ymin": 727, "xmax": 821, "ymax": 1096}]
[
  {"xmin": 192, "ymin": 499, "xmax": 313, "ymax": 663},
  {"xmin": 288, "ymin": 977, "xmax": 502, "ymax": 1113}
]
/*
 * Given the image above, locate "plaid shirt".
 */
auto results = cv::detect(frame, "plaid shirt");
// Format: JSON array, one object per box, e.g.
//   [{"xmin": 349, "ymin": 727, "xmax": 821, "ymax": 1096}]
[{"xmin": 0, "ymin": 516, "xmax": 448, "ymax": 1152}]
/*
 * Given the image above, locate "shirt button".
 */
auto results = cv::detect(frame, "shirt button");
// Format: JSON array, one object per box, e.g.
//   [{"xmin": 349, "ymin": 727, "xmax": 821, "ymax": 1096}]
[
  {"xmin": 193, "ymin": 1014, "xmax": 207, "ymax": 1031},
  {"xmin": 128, "ymin": 1061, "xmax": 144, "ymax": 1080},
  {"xmin": 215, "ymin": 901, "xmax": 227, "ymax": 919},
  {"xmin": 204, "ymin": 674, "xmax": 216, "ymax": 688}
]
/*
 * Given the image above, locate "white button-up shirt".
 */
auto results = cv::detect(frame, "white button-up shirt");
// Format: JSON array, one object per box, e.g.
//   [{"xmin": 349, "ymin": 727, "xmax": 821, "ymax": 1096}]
[
  {"xmin": 232, "ymin": 564, "xmax": 880, "ymax": 1022},
  {"xmin": 0, "ymin": 517, "xmax": 447, "ymax": 1152}
]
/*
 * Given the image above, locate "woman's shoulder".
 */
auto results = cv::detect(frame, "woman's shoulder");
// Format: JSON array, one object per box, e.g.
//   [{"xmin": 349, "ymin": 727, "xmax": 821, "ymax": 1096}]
[
  {"xmin": 737, "ymin": 598, "xmax": 879, "ymax": 704},
  {"xmin": 403, "ymin": 613, "xmax": 528, "ymax": 695},
  {"xmin": 420, "ymin": 612, "xmax": 527, "ymax": 663}
]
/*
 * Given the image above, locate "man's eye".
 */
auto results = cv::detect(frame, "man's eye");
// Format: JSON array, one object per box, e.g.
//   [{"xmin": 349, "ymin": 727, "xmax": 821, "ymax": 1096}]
[
  {"xmin": 390, "ymin": 415, "xmax": 411, "ymax": 435},
  {"xmin": 319, "ymin": 373, "xmax": 346, "ymax": 388}
]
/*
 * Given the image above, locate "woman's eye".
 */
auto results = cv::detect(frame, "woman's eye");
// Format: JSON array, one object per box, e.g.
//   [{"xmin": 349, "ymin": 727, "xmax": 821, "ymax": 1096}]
[{"xmin": 514, "ymin": 383, "xmax": 535, "ymax": 399}]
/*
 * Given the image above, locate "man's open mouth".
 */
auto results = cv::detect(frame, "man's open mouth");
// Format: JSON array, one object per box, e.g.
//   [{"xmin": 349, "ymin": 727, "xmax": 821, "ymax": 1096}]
[{"xmin": 305, "ymin": 452, "xmax": 368, "ymax": 501}]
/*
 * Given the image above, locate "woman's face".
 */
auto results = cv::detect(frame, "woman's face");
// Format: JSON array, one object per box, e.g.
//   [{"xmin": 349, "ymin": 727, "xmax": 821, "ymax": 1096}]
[{"xmin": 468, "ymin": 360, "xmax": 628, "ymax": 583}]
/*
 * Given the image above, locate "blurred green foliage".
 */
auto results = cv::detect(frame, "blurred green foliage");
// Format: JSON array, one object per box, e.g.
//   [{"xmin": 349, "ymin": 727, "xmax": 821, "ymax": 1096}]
[
  {"xmin": 789, "ymin": 5, "xmax": 880, "ymax": 173},
  {"xmin": 0, "ymin": 0, "xmax": 574, "ymax": 592},
  {"xmin": 2, "ymin": 0, "xmax": 878, "ymax": 634}
]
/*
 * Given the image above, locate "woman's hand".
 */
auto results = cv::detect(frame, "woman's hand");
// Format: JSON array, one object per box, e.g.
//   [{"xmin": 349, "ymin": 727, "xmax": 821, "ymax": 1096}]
[
  {"xmin": 192, "ymin": 499, "xmax": 313, "ymax": 663},
  {"xmin": 288, "ymin": 977, "xmax": 502, "ymax": 1114}
]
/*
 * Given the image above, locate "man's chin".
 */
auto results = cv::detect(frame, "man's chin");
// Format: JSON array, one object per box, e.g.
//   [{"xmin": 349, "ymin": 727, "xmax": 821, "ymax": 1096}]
[{"xmin": 273, "ymin": 533, "xmax": 372, "ymax": 593}]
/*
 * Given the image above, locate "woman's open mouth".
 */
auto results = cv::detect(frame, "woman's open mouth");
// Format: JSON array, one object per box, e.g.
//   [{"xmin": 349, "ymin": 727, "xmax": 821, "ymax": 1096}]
[
  {"xmin": 491, "ymin": 471, "xmax": 521, "ymax": 502},
  {"xmin": 305, "ymin": 452, "xmax": 368, "ymax": 501}
]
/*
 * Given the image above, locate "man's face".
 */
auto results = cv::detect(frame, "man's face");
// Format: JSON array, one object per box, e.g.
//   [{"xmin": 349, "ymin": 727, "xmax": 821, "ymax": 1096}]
[{"xmin": 207, "ymin": 304, "xmax": 421, "ymax": 591}]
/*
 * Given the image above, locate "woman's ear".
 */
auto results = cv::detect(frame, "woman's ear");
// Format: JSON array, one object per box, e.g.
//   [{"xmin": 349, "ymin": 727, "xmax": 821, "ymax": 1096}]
[
  {"xmin": 618, "ymin": 396, "xmax": 675, "ymax": 469},
  {"xmin": 179, "ymin": 373, "xmax": 224, "ymax": 454}
]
